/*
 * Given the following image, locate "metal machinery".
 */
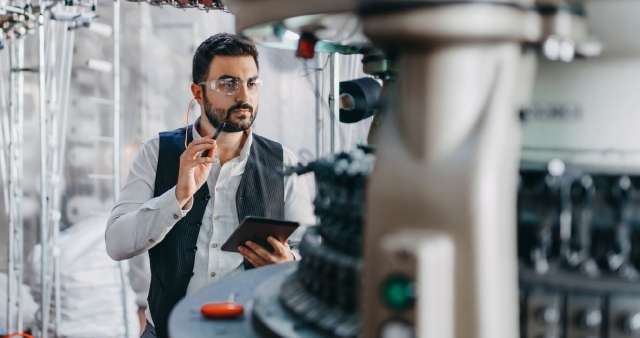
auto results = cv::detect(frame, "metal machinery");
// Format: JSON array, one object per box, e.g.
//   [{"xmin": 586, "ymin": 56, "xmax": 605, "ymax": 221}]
[
  {"xmin": 125, "ymin": 0, "xmax": 225, "ymax": 10},
  {"xmin": 359, "ymin": 2, "xmax": 552, "ymax": 338},
  {"xmin": 169, "ymin": 0, "xmax": 637, "ymax": 338},
  {"xmin": 1, "ymin": 0, "xmax": 135, "ymax": 336},
  {"xmin": 1, "ymin": 4, "xmax": 35, "ymax": 336},
  {"xmin": 518, "ymin": 162, "xmax": 640, "ymax": 338},
  {"xmin": 226, "ymin": 0, "xmax": 389, "ymax": 156}
]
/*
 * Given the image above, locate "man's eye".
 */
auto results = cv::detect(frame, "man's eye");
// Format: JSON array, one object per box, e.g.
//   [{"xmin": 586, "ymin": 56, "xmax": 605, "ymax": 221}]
[
  {"xmin": 247, "ymin": 81, "xmax": 257, "ymax": 88},
  {"xmin": 221, "ymin": 80, "xmax": 237, "ymax": 90}
]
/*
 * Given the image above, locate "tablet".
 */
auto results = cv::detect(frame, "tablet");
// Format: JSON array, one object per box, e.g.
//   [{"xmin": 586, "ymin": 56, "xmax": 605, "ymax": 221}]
[{"xmin": 221, "ymin": 216, "xmax": 300, "ymax": 253}]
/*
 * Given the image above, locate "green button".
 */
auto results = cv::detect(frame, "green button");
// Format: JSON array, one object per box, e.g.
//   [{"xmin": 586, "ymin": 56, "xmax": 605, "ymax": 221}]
[{"xmin": 381, "ymin": 274, "xmax": 415, "ymax": 311}]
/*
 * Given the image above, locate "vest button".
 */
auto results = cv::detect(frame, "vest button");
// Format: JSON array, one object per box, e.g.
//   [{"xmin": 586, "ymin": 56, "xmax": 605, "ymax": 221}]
[{"xmin": 210, "ymin": 272, "xmax": 217, "ymax": 278}]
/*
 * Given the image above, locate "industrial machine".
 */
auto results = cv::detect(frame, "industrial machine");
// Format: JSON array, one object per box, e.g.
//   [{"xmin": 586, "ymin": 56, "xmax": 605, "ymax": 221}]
[
  {"xmin": 171, "ymin": 0, "xmax": 640, "ymax": 337},
  {"xmin": 198, "ymin": 1, "xmax": 577, "ymax": 338}
]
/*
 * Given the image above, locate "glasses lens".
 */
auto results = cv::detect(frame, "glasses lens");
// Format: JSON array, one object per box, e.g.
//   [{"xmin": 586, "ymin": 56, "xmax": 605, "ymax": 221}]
[{"xmin": 216, "ymin": 78, "xmax": 240, "ymax": 95}]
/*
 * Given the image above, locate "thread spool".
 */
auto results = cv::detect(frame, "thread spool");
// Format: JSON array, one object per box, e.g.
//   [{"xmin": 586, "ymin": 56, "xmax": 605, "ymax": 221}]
[{"xmin": 339, "ymin": 77, "xmax": 381, "ymax": 124}]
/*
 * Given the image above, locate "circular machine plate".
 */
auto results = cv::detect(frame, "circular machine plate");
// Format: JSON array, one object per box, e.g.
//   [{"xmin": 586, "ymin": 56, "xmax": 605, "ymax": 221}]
[
  {"xmin": 252, "ymin": 270, "xmax": 333, "ymax": 338},
  {"xmin": 169, "ymin": 262, "xmax": 296, "ymax": 338}
]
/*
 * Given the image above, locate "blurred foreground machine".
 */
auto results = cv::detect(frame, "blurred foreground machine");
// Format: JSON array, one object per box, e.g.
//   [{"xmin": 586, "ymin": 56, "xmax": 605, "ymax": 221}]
[{"xmin": 167, "ymin": 1, "xmax": 640, "ymax": 338}]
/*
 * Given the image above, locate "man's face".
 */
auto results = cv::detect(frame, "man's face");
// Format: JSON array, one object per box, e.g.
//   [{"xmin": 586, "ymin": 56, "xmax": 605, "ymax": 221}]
[{"xmin": 200, "ymin": 55, "xmax": 260, "ymax": 133}]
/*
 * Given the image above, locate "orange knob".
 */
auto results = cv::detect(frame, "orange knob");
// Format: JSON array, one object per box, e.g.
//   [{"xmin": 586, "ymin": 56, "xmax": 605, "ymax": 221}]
[{"xmin": 200, "ymin": 302, "xmax": 244, "ymax": 319}]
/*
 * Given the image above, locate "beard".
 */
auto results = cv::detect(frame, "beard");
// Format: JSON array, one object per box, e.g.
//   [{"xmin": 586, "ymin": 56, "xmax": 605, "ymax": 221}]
[{"xmin": 203, "ymin": 97, "xmax": 256, "ymax": 133}]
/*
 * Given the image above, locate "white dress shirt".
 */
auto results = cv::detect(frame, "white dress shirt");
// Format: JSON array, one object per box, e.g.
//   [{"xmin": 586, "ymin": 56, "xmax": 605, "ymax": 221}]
[{"xmin": 106, "ymin": 125, "xmax": 315, "ymax": 299}]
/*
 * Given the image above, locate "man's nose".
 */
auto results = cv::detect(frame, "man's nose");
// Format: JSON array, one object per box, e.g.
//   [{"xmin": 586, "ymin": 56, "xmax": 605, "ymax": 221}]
[{"xmin": 234, "ymin": 82, "xmax": 250, "ymax": 103}]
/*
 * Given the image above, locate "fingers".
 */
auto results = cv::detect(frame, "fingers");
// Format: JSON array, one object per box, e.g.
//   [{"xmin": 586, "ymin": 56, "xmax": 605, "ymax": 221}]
[
  {"xmin": 191, "ymin": 157, "xmax": 213, "ymax": 166},
  {"xmin": 184, "ymin": 141, "xmax": 216, "ymax": 159},
  {"xmin": 244, "ymin": 241, "xmax": 275, "ymax": 261},
  {"xmin": 237, "ymin": 239, "xmax": 293, "ymax": 268},
  {"xmin": 238, "ymin": 245, "xmax": 268, "ymax": 267},
  {"xmin": 267, "ymin": 236, "xmax": 289, "ymax": 257}
]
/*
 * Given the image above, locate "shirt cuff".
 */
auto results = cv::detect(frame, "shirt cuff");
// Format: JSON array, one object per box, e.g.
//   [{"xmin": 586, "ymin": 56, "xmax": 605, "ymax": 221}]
[{"xmin": 141, "ymin": 186, "xmax": 191, "ymax": 221}]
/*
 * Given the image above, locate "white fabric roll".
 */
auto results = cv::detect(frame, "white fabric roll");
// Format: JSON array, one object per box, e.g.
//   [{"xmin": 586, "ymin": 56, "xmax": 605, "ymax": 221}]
[
  {"xmin": 27, "ymin": 213, "xmax": 139, "ymax": 338},
  {"xmin": 0, "ymin": 272, "xmax": 38, "ymax": 333}
]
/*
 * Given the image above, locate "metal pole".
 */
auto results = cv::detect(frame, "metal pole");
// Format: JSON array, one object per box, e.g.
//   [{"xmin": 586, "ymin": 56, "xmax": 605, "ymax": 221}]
[
  {"xmin": 50, "ymin": 20, "xmax": 75, "ymax": 336},
  {"xmin": 36, "ymin": 17, "xmax": 59, "ymax": 337},
  {"xmin": 113, "ymin": 2, "xmax": 121, "ymax": 200},
  {"xmin": 113, "ymin": 1, "xmax": 132, "ymax": 337},
  {"xmin": 315, "ymin": 55, "xmax": 322, "ymax": 158},
  {"xmin": 60, "ymin": 24, "xmax": 75, "ymax": 334},
  {"xmin": 6, "ymin": 34, "xmax": 17, "ymax": 336},
  {"xmin": 0, "ymin": 51, "xmax": 11, "ymax": 215},
  {"xmin": 6, "ymin": 34, "xmax": 25, "ymax": 335},
  {"xmin": 15, "ymin": 35, "xmax": 25, "ymax": 336},
  {"xmin": 41, "ymin": 19, "xmax": 58, "ymax": 338},
  {"xmin": 329, "ymin": 52, "xmax": 340, "ymax": 153},
  {"xmin": 38, "ymin": 3, "xmax": 50, "ymax": 337}
]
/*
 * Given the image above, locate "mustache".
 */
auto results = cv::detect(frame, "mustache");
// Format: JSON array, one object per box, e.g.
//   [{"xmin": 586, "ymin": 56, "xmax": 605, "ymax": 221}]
[{"xmin": 226, "ymin": 102, "xmax": 254, "ymax": 116}]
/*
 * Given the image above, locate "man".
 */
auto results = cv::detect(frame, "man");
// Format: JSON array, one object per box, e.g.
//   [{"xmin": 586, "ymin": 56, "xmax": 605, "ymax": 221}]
[{"xmin": 106, "ymin": 33, "xmax": 314, "ymax": 338}]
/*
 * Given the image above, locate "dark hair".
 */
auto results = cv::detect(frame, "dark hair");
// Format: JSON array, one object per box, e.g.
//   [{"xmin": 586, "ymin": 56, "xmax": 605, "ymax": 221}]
[{"xmin": 192, "ymin": 33, "xmax": 259, "ymax": 84}]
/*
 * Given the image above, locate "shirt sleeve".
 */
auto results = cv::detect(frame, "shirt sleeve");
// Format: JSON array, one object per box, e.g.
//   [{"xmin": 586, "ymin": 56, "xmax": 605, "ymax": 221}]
[
  {"xmin": 282, "ymin": 147, "xmax": 316, "ymax": 258},
  {"xmin": 106, "ymin": 138, "xmax": 192, "ymax": 261},
  {"xmin": 127, "ymin": 252, "xmax": 151, "ymax": 307}
]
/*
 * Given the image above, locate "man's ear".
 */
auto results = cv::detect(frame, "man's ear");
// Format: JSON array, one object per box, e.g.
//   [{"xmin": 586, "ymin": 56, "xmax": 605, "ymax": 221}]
[{"xmin": 190, "ymin": 83, "xmax": 204, "ymax": 105}]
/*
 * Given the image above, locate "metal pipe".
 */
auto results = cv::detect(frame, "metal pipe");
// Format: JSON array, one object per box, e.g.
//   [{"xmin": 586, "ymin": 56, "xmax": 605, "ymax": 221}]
[
  {"xmin": 6, "ymin": 34, "xmax": 17, "ymax": 336},
  {"xmin": 5, "ymin": 34, "xmax": 26, "ymax": 335},
  {"xmin": 16, "ymin": 35, "xmax": 25, "ymax": 336},
  {"xmin": 37, "ymin": 18, "xmax": 61, "ymax": 337},
  {"xmin": 51, "ymin": 23, "xmax": 67, "ymax": 336},
  {"xmin": 0, "ymin": 52, "xmax": 11, "ymax": 215},
  {"xmin": 50, "ymin": 20, "xmax": 75, "ymax": 336},
  {"xmin": 38, "ymin": 4, "xmax": 50, "ymax": 337},
  {"xmin": 113, "ymin": 1, "xmax": 132, "ymax": 337},
  {"xmin": 5, "ymin": 32, "xmax": 26, "ymax": 335},
  {"xmin": 329, "ymin": 52, "xmax": 340, "ymax": 153},
  {"xmin": 114, "ymin": 0, "xmax": 121, "ymax": 201},
  {"xmin": 315, "ymin": 55, "xmax": 322, "ymax": 158}
]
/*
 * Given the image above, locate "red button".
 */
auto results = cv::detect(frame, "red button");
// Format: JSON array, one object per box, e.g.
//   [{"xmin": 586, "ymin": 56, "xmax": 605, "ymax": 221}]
[{"xmin": 200, "ymin": 302, "xmax": 244, "ymax": 319}]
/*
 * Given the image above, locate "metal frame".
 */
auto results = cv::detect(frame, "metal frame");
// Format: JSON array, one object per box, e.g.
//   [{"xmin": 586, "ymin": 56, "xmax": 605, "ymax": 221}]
[
  {"xmin": 6, "ymin": 29, "xmax": 26, "ymax": 336},
  {"xmin": 2, "ymin": 2, "xmax": 127, "ymax": 337}
]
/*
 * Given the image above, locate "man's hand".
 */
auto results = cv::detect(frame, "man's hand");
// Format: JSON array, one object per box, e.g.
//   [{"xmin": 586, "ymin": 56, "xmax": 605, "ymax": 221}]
[
  {"xmin": 238, "ymin": 236, "xmax": 294, "ymax": 268},
  {"xmin": 175, "ymin": 137, "xmax": 216, "ymax": 208}
]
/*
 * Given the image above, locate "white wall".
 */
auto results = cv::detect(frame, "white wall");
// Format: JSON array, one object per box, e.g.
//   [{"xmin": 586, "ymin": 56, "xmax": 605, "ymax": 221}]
[{"xmin": 522, "ymin": 1, "xmax": 640, "ymax": 172}]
